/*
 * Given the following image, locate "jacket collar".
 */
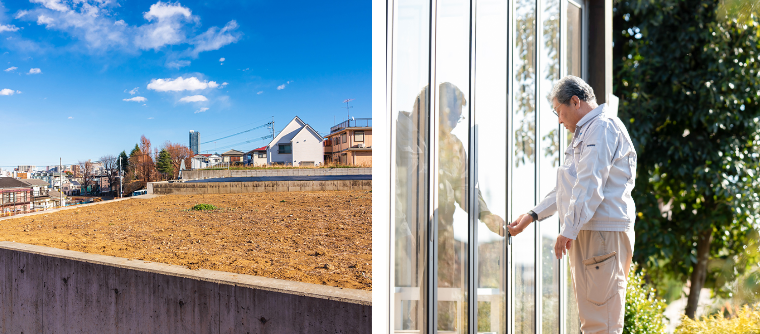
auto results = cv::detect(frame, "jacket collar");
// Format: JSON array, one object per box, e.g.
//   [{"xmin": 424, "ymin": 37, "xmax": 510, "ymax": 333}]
[{"xmin": 576, "ymin": 103, "xmax": 606, "ymax": 130}]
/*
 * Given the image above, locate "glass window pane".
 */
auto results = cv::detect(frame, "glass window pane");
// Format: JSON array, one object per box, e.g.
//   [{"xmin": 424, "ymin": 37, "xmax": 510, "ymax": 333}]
[
  {"xmin": 539, "ymin": 0, "xmax": 561, "ymax": 332},
  {"xmin": 513, "ymin": 0, "xmax": 537, "ymax": 332},
  {"xmin": 392, "ymin": 0, "xmax": 431, "ymax": 332},
  {"xmin": 436, "ymin": 0, "xmax": 471, "ymax": 332},
  {"xmin": 564, "ymin": 3, "xmax": 582, "ymax": 332},
  {"xmin": 475, "ymin": 0, "xmax": 508, "ymax": 332},
  {"xmin": 566, "ymin": 2, "xmax": 582, "ymax": 78}
]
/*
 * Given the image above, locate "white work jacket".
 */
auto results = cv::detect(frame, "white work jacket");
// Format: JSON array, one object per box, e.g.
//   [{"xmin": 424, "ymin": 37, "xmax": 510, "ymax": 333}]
[{"xmin": 532, "ymin": 103, "xmax": 637, "ymax": 240}]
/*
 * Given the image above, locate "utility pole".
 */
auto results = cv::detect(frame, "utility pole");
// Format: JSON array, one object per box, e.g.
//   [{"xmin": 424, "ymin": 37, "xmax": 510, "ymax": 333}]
[
  {"xmin": 119, "ymin": 155, "xmax": 122, "ymax": 198},
  {"xmin": 59, "ymin": 157, "xmax": 62, "ymax": 208}
]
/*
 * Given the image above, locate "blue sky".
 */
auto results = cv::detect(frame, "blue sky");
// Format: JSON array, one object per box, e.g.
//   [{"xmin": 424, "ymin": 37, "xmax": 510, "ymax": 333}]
[{"xmin": 0, "ymin": 0, "xmax": 370, "ymax": 168}]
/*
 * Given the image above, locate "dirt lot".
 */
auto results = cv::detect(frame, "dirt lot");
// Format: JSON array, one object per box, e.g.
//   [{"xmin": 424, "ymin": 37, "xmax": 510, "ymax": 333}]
[{"xmin": 0, "ymin": 191, "xmax": 372, "ymax": 291}]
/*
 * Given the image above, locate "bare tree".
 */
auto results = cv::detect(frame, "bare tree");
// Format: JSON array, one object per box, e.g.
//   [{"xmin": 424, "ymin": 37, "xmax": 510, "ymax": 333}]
[
  {"xmin": 138, "ymin": 135, "xmax": 156, "ymax": 183},
  {"xmin": 163, "ymin": 141, "xmax": 194, "ymax": 179},
  {"xmin": 100, "ymin": 154, "xmax": 118, "ymax": 194},
  {"xmin": 77, "ymin": 160, "xmax": 94, "ymax": 195}
]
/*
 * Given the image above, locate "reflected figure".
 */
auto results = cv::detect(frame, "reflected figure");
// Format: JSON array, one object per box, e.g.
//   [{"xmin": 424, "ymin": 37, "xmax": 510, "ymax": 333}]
[{"xmin": 394, "ymin": 82, "xmax": 505, "ymax": 331}]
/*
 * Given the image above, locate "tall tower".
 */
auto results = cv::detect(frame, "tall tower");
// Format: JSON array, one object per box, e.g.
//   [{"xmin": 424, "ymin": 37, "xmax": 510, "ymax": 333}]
[{"xmin": 189, "ymin": 130, "xmax": 200, "ymax": 154}]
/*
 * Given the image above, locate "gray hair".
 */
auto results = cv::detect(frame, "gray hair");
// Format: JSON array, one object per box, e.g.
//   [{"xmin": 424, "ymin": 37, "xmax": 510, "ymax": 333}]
[{"xmin": 549, "ymin": 75, "xmax": 596, "ymax": 105}]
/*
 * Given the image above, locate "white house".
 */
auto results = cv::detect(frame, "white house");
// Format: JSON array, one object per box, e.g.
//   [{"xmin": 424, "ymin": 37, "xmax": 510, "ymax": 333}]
[{"xmin": 267, "ymin": 116, "xmax": 324, "ymax": 166}]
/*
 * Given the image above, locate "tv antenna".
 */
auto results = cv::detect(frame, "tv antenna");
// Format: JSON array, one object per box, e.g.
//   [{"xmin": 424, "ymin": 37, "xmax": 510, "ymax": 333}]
[{"xmin": 343, "ymin": 99, "xmax": 354, "ymax": 121}]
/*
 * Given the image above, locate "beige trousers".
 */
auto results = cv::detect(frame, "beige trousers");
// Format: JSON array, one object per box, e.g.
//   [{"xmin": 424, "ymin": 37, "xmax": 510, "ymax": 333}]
[{"xmin": 569, "ymin": 230, "xmax": 634, "ymax": 334}]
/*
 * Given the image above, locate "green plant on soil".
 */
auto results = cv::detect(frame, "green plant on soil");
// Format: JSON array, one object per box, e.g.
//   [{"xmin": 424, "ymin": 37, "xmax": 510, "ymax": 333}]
[{"xmin": 191, "ymin": 204, "xmax": 217, "ymax": 211}]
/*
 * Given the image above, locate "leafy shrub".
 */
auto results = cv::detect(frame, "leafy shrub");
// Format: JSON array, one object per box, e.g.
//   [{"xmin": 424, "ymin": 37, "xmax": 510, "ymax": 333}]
[
  {"xmin": 675, "ymin": 303, "xmax": 760, "ymax": 334},
  {"xmin": 191, "ymin": 204, "xmax": 217, "ymax": 211},
  {"xmin": 624, "ymin": 266, "xmax": 667, "ymax": 334}
]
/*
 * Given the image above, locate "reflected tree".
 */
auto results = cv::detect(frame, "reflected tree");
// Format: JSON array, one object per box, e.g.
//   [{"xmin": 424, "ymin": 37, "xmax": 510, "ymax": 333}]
[{"xmin": 514, "ymin": 0, "xmax": 536, "ymax": 167}]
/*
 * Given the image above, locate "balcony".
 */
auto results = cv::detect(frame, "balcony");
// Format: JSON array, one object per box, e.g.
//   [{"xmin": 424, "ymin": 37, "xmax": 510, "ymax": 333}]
[{"xmin": 330, "ymin": 118, "xmax": 372, "ymax": 134}]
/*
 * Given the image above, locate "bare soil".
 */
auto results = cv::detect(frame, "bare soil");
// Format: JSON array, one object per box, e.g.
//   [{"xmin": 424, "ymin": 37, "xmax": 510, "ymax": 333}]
[{"xmin": 0, "ymin": 191, "xmax": 372, "ymax": 290}]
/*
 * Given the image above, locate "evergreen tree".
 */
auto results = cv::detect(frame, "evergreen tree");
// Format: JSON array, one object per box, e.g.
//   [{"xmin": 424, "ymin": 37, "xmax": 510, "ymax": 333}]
[{"xmin": 156, "ymin": 149, "xmax": 174, "ymax": 179}]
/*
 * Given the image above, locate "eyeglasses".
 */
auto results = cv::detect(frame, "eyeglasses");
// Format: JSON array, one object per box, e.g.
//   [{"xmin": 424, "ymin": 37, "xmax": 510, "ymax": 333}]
[{"xmin": 552, "ymin": 107, "xmax": 559, "ymax": 117}]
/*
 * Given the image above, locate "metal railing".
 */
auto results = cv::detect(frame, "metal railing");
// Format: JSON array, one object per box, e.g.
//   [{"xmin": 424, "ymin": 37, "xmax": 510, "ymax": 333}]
[{"xmin": 330, "ymin": 118, "xmax": 372, "ymax": 133}]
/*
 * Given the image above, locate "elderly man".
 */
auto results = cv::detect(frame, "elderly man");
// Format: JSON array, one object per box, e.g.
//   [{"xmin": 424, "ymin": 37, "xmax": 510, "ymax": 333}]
[{"xmin": 508, "ymin": 76, "xmax": 637, "ymax": 334}]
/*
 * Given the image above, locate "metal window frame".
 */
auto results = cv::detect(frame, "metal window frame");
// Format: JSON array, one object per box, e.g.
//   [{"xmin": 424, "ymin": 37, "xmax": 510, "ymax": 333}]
[
  {"xmin": 428, "ymin": 0, "xmax": 439, "ymax": 331},
  {"xmin": 385, "ymin": 0, "xmax": 396, "ymax": 330},
  {"xmin": 467, "ymin": 0, "xmax": 477, "ymax": 332}
]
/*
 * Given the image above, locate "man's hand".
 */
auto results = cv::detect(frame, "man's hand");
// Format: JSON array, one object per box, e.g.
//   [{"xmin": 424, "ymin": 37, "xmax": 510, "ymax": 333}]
[
  {"xmin": 507, "ymin": 214, "xmax": 532, "ymax": 237},
  {"xmin": 554, "ymin": 235, "xmax": 573, "ymax": 260},
  {"xmin": 482, "ymin": 214, "xmax": 506, "ymax": 236}
]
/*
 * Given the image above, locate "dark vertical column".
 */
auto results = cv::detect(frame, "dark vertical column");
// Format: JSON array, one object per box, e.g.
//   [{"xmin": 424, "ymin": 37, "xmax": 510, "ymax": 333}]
[{"xmin": 586, "ymin": 0, "xmax": 611, "ymax": 103}]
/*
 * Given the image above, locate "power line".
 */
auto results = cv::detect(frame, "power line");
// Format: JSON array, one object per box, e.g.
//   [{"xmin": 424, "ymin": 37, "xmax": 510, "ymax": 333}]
[
  {"xmin": 200, "ymin": 122, "xmax": 272, "ymax": 145},
  {"xmin": 203, "ymin": 135, "xmax": 273, "ymax": 153}
]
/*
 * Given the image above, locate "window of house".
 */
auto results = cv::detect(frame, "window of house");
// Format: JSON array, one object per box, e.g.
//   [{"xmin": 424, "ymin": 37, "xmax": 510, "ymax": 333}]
[
  {"xmin": 355, "ymin": 131, "xmax": 364, "ymax": 142},
  {"xmin": 278, "ymin": 143, "xmax": 292, "ymax": 154},
  {"xmin": 258, "ymin": 152, "xmax": 266, "ymax": 158},
  {"xmin": 341, "ymin": 133, "xmax": 347, "ymax": 143}
]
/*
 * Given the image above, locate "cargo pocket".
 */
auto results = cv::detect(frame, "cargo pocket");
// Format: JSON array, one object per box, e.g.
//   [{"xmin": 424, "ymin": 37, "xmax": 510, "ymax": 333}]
[{"xmin": 583, "ymin": 251, "xmax": 617, "ymax": 305}]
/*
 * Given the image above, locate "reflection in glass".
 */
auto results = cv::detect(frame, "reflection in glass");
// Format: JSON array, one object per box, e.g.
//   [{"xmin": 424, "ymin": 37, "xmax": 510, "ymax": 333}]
[
  {"xmin": 436, "ymin": 0, "xmax": 471, "ymax": 331},
  {"xmin": 513, "ymin": 0, "xmax": 537, "ymax": 332},
  {"xmin": 392, "ymin": 0, "xmax": 430, "ymax": 332},
  {"xmin": 475, "ymin": 0, "xmax": 508, "ymax": 332},
  {"xmin": 539, "ymin": 0, "xmax": 561, "ymax": 333}
]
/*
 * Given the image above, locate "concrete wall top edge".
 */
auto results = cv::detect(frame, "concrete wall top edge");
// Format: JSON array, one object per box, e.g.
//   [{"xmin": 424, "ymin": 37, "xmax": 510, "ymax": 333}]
[{"xmin": 0, "ymin": 241, "xmax": 371, "ymax": 305}]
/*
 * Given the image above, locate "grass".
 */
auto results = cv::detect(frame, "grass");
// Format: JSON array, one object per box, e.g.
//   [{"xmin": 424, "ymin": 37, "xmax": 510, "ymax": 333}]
[{"xmin": 191, "ymin": 204, "xmax": 217, "ymax": 211}]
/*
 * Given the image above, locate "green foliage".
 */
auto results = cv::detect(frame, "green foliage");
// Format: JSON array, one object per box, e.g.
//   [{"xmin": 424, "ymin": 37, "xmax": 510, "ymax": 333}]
[
  {"xmin": 624, "ymin": 266, "xmax": 667, "ymax": 334},
  {"xmin": 118, "ymin": 151, "xmax": 129, "ymax": 173},
  {"xmin": 614, "ymin": 0, "xmax": 760, "ymax": 306},
  {"xmin": 156, "ymin": 149, "xmax": 173, "ymax": 178},
  {"xmin": 191, "ymin": 204, "xmax": 217, "ymax": 211},
  {"xmin": 675, "ymin": 303, "xmax": 760, "ymax": 334}
]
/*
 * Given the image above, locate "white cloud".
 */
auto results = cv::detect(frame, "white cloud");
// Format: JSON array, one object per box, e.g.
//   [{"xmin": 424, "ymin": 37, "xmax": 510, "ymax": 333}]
[
  {"xmin": 37, "ymin": 15, "xmax": 54, "ymax": 25},
  {"xmin": 277, "ymin": 84, "xmax": 285, "ymax": 90},
  {"xmin": 195, "ymin": 107, "xmax": 208, "ymax": 113},
  {"xmin": 143, "ymin": 2, "xmax": 192, "ymax": 21},
  {"xmin": 189, "ymin": 20, "xmax": 241, "ymax": 57},
  {"xmin": 166, "ymin": 60, "xmax": 190, "ymax": 68},
  {"xmin": 219, "ymin": 57, "xmax": 225, "ymax": 62},
  {"xmin": 147, "ymin": 117, "xmax": 154, "ymax": 119},
  {"xmin": 16, "ymin": 90, "xmax": 22, "ymax": 94},
  {"xmin": 179, "ymin": 95, "xmax": 207, "ymax": 103},
  {"xmin": 15, "ymin": 11, "xmax": 29, "ymax": 19},
  {"xmin": 123, "ymin": 96, "xmax": 147, "ymax": 102},
  {"xmin": 0, "ymin": 89, "xmax": 16, "ymax": 95},
  {"xmin": 68, "ymin": 116, "xmax": 73, "ymax": 119},
  {"xmin": 147, "ymin": 76, "xmax": 217, "ymax": 92},
  {"xmin": 257, "ymin": 91, "xmax": 263, "ymax": 94},
  {"xmin": 4, "ymin": 67, "xmax": 17, "ymax": 72},
  {"xmin": 128, "ymin": 87, "xmax": 139, "ymax": 95},
  {"xmin": 0, "ymin": 24, "xmax": 19, "ymax": 33},
  {"xmin": 220, "ymin": 82, "xmax": 228, "ymax": 88},
  {"xmin": 114, "ymin": 20, "xmax": 126, "ymax": 26},
  {"xmin": 30, "ymin": 0, "xmax": 69, "ymax": 12},
  {"xmin": 28, "ymin": 68, "xmax": 42, "ymax": 74}
]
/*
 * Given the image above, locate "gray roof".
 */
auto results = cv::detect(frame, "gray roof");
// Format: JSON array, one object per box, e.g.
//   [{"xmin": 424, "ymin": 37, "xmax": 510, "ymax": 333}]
[
  {"xmin": 0, "ymin": 177, "xmax": 30, "ymax": 189},
  {"xmin": 20, "ymin": 179, "xmax": 49, "ymax": 187}
]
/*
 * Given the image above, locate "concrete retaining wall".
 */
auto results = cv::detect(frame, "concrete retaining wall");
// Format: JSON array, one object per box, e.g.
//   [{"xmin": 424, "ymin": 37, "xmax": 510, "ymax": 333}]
[
  {"xmin": 150, "ymin": 180, "xmax": 372, "ymax": 195},
  {"xmin": 181, "ymin": 168, "xmax": 372, "ymax": 180},
  {"xmin": 0, "ymin": 242, "xmax": 371, "ymax": 333}
]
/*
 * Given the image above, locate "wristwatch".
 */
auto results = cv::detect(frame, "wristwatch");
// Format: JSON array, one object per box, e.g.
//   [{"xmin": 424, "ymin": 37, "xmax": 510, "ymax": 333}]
[{"xmin": 527, "ymin": 210, "xmax": 538, "ymax": 222}]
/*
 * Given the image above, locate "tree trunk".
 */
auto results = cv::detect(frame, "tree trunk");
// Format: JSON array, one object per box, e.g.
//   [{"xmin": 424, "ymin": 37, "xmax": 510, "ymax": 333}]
[{"xmin": 685, "ymin": 228, "xmax": 712, "ymax": 319}]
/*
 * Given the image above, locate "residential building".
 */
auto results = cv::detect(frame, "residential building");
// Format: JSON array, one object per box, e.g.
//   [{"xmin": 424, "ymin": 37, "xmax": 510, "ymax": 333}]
[
  {"xmin": 189, "ymin": 130, "xmax": 200, "ymax": 154},
  {"xmin": 0, "ymin": 177, "xmax": 32, "ymax": 215},
  {"xmin": 267, "ymin": 116, "xmax": 324, "ymax": 166},
  {"xmin": 191, "ymin": 154, "xmax": 212, "ymax": 169},
  {"xmin": 244, "ymin": 146, "xmax": 268, "ymax": 166},
  {"xmin": 19, "ymin": 179, "xmax": 62, "ymax": 210},
  {"xmin": 220, "ymin": 149, "xmax": 245, "ymax": 164},
  {"xmin": 17, "ymin": 165, "xmax": 35, "ymax": 173},
  {"xmin": 324, "ymin": 118, "xmax": 372, "ymax": 166},
  {"xmin": 376, "ymin": 0, "xmax": 614, "ymax": 331}
]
